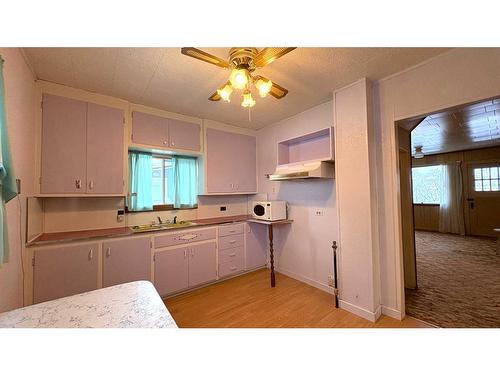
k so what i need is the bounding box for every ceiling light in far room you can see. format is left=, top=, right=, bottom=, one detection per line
left=229, top=66, right=250, bottom=89
left=414, top=145, right=424, bottom=159
left=241, top=90, right=256, bottom=108
left=217, top=83, right=233, bottom=102
left=255, top=77, right=272, bottom=98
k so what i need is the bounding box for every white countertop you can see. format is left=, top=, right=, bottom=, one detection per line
left=0, top=281, right=177, bottom=328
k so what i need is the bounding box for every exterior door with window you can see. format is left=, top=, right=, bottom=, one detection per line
left=467, top=163, right=500, bottom=237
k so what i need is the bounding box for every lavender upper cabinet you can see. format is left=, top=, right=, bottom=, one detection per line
left=154, top=247, right=189, bottom=296
left=206, top=128, right=256, bottom=194
left=86, top=103, right=124, bottom=194
left=168, top=119, right=201, bottom=151
left=188, top=242, right=216, bottom=287
left=33, top=243, right=98, bottom=304
left=41, top=94, right=87, bottom=193
left=102, top=237, right=152, bottom=288
left=245, top=222, right=267, bottom=270
left=131, top=111, right=169, bottom=148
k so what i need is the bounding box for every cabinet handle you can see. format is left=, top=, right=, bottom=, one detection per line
left=184, top=249, right=187, bottom=258
left=191, top=249, right=194, bottom=257
left=88, top=249, right=93, bottom=260
left=229, top=240, right=236, bottom=244
left=106, top=247, right=111, bottom=257
left=89, top=180, right=94, bottom=190
left=171, top=141, right=175, bottom=146
left=163, top=140, right=168, bottom=145
left=75, top=179, right=82, bottom=189
left=230, top=266, right=237, bottom=271
left=229, top=253, right=236, bottom=257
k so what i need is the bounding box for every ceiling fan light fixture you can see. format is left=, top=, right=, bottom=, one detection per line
left=255, top=77, right=272, bottom=98
left=241, top=90, right=256, bottom=108
left=217, top=83, right=233, bottom=102
left=229, top=66, right=250, bottom=89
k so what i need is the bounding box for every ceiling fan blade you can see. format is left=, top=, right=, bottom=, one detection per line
left=208, top=91, right=221, bottom=101
left=253, top=47, right=296, bottom=67
left=181, top=47, right=230, bottom=69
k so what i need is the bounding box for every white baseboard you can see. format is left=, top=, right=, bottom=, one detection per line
left=339, top=300, right=381, bottom=322
left=381, top=306, right=402, bottom=320
left=275, top=267, right=334, bottom=295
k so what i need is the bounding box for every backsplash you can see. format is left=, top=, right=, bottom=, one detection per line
left=32, top=195, right=252, bottom=233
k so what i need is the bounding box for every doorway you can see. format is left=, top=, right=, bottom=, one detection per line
left=397, top=97, right=500, bottom=327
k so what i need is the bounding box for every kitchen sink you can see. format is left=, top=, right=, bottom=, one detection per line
left=130, top=221, right=195, bottom=233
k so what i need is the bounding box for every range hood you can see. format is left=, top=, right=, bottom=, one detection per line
left=268, top=161, right=334, bottom=181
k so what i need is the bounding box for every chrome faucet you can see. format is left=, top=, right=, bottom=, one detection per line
left=173, top=216, right=177, bottom=224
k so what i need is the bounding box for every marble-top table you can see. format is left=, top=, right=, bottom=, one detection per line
left=0, top=281, right=177, bottom=328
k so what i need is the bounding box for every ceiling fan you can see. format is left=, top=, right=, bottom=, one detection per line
left=181, top=47, right=296, bottom=108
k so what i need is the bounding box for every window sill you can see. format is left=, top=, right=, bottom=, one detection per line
left=413, top=203, right=440, bottom=206
left=125, top=205, right=198, bottom=213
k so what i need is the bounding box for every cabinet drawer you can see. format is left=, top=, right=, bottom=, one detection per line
left=218, top=256, right=244, bottom=278
left=154, top=227, right=216, bottom=248
left=219, top=233, right=244, bottom=250
left=218, top=223, right=244, bottom=237
left=218, top=246, right=244, bottom=264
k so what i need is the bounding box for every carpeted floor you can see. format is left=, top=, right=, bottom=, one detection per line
left=405, top=231, right=500, bottom=328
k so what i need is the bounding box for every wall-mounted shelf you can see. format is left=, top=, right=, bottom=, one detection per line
left=277, top=127, right=334, bottom=167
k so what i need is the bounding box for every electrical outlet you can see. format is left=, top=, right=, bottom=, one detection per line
left=328, top=275, right=334, bottom=287
left=314, top=209, right=324, bottom=216
left=220, top=206, right=226, bottom=211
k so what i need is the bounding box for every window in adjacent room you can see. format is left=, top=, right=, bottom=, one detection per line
left=473, top=166, right=500, bottom=192
left=128, top=151, right=198, bottom=212
left=411, top=165, right=443, bottom=204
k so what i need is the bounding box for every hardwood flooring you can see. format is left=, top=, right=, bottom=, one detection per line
left=165, top=269, right=432, bottom=328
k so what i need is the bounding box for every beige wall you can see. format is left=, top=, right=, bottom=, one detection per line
left=0, top=48, right=36, bottom=313
left=374, top=48, right=500, bottom=318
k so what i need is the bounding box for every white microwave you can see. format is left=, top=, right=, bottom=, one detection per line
left=252, top=201, right=287, bottom=221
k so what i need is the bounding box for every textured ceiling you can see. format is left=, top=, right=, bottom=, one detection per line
left=411, top=98, right=500, bottom=155
left=23, top=47, right=450, bottom=129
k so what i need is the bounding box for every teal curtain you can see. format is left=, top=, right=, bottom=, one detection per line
left=128, top=152, right=153, bottom=211
left=0, top=57, right=18, bottom=265
left=172, top=156, right=197, bottom=209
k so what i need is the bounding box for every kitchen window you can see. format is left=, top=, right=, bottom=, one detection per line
left=473, top=166, right=500, bottom=192
left=128, top=151, right=198, bottom=212
left=412, top=165, right=443, bottom=204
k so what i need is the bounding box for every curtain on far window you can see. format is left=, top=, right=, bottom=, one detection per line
left=439, top=162, right=465, bottom=235
left=128, top=152, right=153, bottom=211
left=172, top=155, right=197, bottom=209
left=0, top=57, right=18, bottom=265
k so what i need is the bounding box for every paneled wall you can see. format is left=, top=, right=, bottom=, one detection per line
left=413, top=204, right=439, bottom=231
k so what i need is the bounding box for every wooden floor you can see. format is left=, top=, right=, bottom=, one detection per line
left=165, top=269, right=433, bottom=328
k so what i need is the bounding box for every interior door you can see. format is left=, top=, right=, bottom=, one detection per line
left=86, top=103, right=124, bottom=194
left=188, top=242, right=216, bottom=287
left=41, top=94, right=87, bottom=193
left=102, top=237, right=152, bottom=287
left=467, top=163, right=500, bottom=237
left=168, top=119, right=201, bottom=151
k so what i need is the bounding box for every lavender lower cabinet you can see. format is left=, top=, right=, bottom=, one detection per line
left=102, top=237, right=152, bottom=288
left=33, top=243, right=99, bottom=304
left=154, top=247, right=189, bottom=296
left=188, top=242, right=217, bottom=287
left=245, top=223, right=268, bottom=270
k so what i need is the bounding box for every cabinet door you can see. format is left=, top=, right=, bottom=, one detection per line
left=168, top=119, right=201, bottom=151
left=154, top=247, right=189, bottom=296
left=245, top=223, right=267, bottom=270
left=102, top=237, right=151, bottom=288
left=234, top=133, right=256, bottom=192
left=206, top=129, right=239, bottom=193
left=41, top=94, right=87, bottom=193
left=188, top=242, right=217, bottom=287
left=86, top=103, right=124, bottom=194
left=131, top=111, right=169, bottom=147
left=33, top=243, right=98, bottom=304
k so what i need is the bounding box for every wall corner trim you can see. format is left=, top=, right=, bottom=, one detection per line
left=339, top=300, right=381, bottom=322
